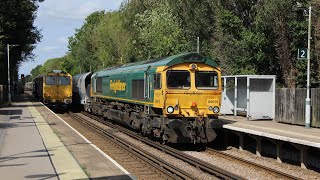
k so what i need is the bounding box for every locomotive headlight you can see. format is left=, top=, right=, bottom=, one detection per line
left=213, top=106, right=220, bottom=113
left=208, top=106, right=213, bottom=111
left=167, top=106, right=174, bottom=114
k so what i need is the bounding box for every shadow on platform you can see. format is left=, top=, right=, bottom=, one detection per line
left=25, top=173, right=62, bottom=180
left=0, top=109, right=22, bottom=115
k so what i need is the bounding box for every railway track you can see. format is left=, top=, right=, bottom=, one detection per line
left=79, top=111, right=300, bottom=179
left=206, top=148, right=300, bottom=180
left=69, top=112, right=195, bottom=180
left=77, top=112, right=245, bottom=179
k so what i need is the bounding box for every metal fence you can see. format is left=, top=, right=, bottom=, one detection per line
left=275, top=88, right=320, bottom=128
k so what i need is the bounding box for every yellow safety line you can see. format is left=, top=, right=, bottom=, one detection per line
left=28, top=102, right=88, bottom=180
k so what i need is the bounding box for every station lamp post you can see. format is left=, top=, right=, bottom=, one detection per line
left=296, top=4, right=312, bottom=128
left=7, top=44, right=19, bottom=105
left=305, top=6, right=311, bottom=128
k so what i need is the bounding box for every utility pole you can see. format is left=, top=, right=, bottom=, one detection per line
left=305, top=6, right=311, bottom=128
left=7, top=44, right=19, bottom=105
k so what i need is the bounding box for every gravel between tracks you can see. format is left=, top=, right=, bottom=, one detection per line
left=184, top=147, right=320, bottom=179
left=59, top=112, right=320, bottom=179
left=60, top=113, right=218, bottom=179
left=114, top=133, right=219, bottom=180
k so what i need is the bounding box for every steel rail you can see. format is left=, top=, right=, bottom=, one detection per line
left=70, top=112, right=196, bottom=180
left=206, top=148, right=300, bottom=180
left=82, top=112, right=243, bottom=180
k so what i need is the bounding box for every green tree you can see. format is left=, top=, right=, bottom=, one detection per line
left=61, top=54, right=79, bottom=75
left=210, top=2, right=254, bottom=75
left=67, top=11, right=105, bottom=73
left=37, top=0, right=318, bottom=89
left=254, top=0, right=308, bottom=88
left=0, top=0, right=43, bottom=85
left=168, top=0, right=216, bottom=54
left=93, top=11, right=133, bottom=67
left=30, top=65, right=43, bottom=80
left=40, top=57, right=65, bottom=74
left=134, top=3, right=189, bottom=59
left=311, top=0, right=320, bottom=87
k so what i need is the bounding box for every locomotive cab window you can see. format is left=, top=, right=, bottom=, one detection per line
left=45, top=76, right=57, bottom=85
left=58, top=76, right=70, bottom=85
left=166, top=70, right=190, bottom=89
left=153, top=73, right=161, bottom=89
left=196, top=71, right=219, bottom=89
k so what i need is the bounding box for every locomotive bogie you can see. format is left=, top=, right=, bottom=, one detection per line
left=163, top=117, right=217, bottom=143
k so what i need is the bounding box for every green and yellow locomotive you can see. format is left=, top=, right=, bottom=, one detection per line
left=86, top=52, right=221, bottom=143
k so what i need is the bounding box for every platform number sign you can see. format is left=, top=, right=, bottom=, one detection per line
left=298, top=48, right=308, bottom=59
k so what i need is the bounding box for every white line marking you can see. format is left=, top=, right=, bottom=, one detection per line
left=41, top=103, right=134, bottom=179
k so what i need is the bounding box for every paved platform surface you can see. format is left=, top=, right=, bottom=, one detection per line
left=0, top=95, right=61, bottom=179
left=0, top=93, right=132, bottom=179
left=33, top=101, right=133, bottom=179
left=218, top=115, right=320, bottom=148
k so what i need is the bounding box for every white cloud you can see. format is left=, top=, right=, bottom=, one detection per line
left=39, top=0, right=123, bottom=20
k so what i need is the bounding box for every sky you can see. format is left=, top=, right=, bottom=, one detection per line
left=19, top=0, right=123, bottom=76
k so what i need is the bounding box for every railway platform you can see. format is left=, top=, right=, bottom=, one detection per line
left=0, top=93, right=133, bottom=179
left=217, top=115, right=320, bottom=169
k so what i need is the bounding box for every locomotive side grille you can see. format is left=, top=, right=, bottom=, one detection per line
left=132, top=79, right=144, bottom=99
left=96, top=77, right=102, bottom=93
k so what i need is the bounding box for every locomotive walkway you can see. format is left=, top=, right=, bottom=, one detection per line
left=0, top=93, right=133, bottom=179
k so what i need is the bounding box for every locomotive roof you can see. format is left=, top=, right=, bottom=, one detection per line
left=94, top=52, right=218, bottom=76
left=73, top=72, right=92, bottom=80
left=33, top=71, right=71, bottom=81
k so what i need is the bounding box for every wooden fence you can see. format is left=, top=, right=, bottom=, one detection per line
left=275, top=88, right=320, bottom=128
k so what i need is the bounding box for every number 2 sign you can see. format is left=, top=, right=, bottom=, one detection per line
left=298, top=48, right=308, bottom=59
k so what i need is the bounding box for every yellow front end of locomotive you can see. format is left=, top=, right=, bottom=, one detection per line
left=42, top=72, right=73, bottom=105
left=164, top=91, right=221, bottom=118
left=43, top=85, right=72, bottom=104
left=153, top=63, right=222, bottom=118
